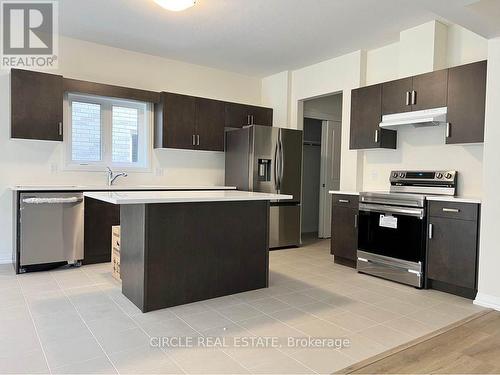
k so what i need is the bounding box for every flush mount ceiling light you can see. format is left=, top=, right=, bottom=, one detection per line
left=154, top=0, right=196, bottom=11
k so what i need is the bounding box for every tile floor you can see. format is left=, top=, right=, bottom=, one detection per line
left=0, top=239, right=486, bottom=374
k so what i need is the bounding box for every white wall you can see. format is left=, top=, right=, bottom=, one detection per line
left=0, top=36, right=262, bottom=262
left=362, top=22, right=487, bottom=197
left=261, top=71, right=291, bottom=126
left=290, top=51, right=366, bottom=191
left=475, top=37, right=500, bottom=310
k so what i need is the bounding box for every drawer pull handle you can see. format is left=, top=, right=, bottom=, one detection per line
left=442, top=208, right=460, bottom=213
left=338, top=199, right=350, bottom=203
left=428, top=223, right=433, bottom=239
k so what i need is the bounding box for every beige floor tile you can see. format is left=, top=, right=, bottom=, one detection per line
left=322, top=311, right=378, bottom=332
left=291, top=348, right=355, bottom=374
left=382, top=316, right=435, bottom=337
left=247, top=350, right=313, bottom=374
left=181, top=310, right=233, bottom=331
left=0, top=349, right=49, bottom=374
left=407, top=307, right=463, bottom=329
left=94, top=327, right=150, bottom=354
left=345, top=301, right=402, bottom=323
left=109, top=346, right=182, bottom=374
left=294, top=319, right=351, bottom=339
left=168, top=347, right=249, bottom=374
left=358, top=324, right=415, bottom=348
left=52, top=356, right=117, bottom=374
left=274, top=291, right=319, bottom=307
left=269, top=307, right=319, bottom=327
left=251, top=297, right=291, bottom=314
left=43, top=335, right=105, bottom=369
left=216, top=303, right=264, bottom=322
left=341, top=333, right=387, bottom=362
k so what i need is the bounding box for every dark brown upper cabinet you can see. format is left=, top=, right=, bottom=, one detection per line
left=225, top=102, right=273, bottom=128
left=382, top=77, right=413, bottom=115
left=382, top=70, right=447, bottom=115
left=350, top=84, right=397, bottom=150
left=196, top=97, right=225, bottom=151
left=411, top=69, right=448, bottom=111
left=154, top=92, right=228, bottom=151
left=154, top=92, right=197, bottom=150
left=446, top=60, right=487, bottom=144
left=11, top=69, right=64, bottom=141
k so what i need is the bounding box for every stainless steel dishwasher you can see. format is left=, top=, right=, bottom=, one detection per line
left=19, top=192, right=84, bottom=272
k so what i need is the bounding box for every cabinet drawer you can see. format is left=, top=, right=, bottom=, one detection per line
left=332, top=194, right=359, bottom=209
left=428, top=201, right=478, bottom=221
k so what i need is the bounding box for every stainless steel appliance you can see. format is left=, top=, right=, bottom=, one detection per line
left=357, top=170, right=457, bottom=287
left=19, top=192, right=84, bottom=272
left=225, top=125, right=302, bottom=248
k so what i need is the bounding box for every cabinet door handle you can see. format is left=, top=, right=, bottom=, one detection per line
left=250, top=115, right=255, bottom=125
left=196, top=134, right=200, bottom=146
left=428, top=223, right=433, bottom=239
left=354, top=214, right=358, bottom=228
left=411, top=90, right=417, bottom=105
left=338, top=199, right=350, bottom=203
left=58, top=122, right=63, bottom=136
left=442, top=208, right=460, bottom=213
left=192, top=134, right=196, bottom=146
left=374, top=129, right=379, bottom=143
left=446, top=123, right=451, bottom=138
left=406, top=91, right=410, bottom=106
left=247, top=115, right=251, bottom=125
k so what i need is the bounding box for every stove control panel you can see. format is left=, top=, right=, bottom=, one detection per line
left=390, top=170, right=457, bottom=183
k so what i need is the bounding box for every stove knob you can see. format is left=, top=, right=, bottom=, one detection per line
left=399, top=172, right=405, bottom=178
left=392, top=172, right=398, bottom=178
left=436, top=173, right=443, bottom=179
left=445, top=172, right=453, bottom=179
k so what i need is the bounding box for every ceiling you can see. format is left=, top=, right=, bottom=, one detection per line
left=58, top=0, right=500, bottom=77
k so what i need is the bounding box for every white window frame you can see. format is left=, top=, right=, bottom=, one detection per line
left=64, top=93, right=152, bottom=172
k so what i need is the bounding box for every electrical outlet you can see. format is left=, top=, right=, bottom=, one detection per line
left=155, top=167, right=164, bottom=177
left=50, top=163, right=58, bottom=173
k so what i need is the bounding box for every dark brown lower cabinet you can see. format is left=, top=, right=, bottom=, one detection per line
left=426, top=201, right=480, bottom=299
left=83, top=198, right=120, bottom=265
left=331, top=194, right=359, bottom=268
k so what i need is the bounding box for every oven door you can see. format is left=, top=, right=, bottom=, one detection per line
left=358, top=203, right=426, bottom=263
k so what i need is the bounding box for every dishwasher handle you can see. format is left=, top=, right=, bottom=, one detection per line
left=22, top=197, right=83, bottom=204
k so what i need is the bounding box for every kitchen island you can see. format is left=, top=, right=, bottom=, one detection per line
left=84, top=190, right=291, bottom=312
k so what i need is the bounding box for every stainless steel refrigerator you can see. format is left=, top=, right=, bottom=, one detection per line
left=225, top=125, right=303, bottom=248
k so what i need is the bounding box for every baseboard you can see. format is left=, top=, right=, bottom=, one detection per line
left=474, top=292, right=500, bottom=311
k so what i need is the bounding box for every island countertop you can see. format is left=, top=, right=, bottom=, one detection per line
left=84, top=190, right=292, bottom=204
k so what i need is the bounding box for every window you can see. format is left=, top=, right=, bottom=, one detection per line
left=66, top=94, right=151, bottom=170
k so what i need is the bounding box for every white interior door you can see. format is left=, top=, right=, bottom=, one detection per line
left=318, top=120, right=341, bottom=238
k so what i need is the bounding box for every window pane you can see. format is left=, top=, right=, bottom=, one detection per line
left=112, top=106, right=139, bottom=163
left=71, top=101, right=101, bottom=162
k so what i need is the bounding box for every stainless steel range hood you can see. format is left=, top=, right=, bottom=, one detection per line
left=379, top=107, right=447, bottom=129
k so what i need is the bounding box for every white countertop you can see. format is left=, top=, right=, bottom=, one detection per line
left=84, top=190, right=293, bottom=205
left=328, top=190, right=360, bottom=196
left=426, top=195, right=482, bottom=204
left=12, top=185, right=236, bottom=192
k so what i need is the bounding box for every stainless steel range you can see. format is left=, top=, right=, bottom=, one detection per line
left=357, top=170, right=457, bottom=288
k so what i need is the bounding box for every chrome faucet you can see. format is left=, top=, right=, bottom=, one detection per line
left=106, top=167, right=128, bottom=186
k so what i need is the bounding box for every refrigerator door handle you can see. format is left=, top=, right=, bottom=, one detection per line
left=274, top=141, right=280, bottom=191
left=279, top=132, right=284, bottom=188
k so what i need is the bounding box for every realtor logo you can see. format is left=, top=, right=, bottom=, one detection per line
left=1, top=0, right=58, bottom=69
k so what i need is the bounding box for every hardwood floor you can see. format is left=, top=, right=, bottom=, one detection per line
left=342, top=310, right=500, bottom=374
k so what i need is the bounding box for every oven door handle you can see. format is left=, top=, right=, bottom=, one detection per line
left=359, top=203, right=424, bottom=219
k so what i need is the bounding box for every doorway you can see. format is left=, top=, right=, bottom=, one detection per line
left=301, top=93, right=342, bottom=240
